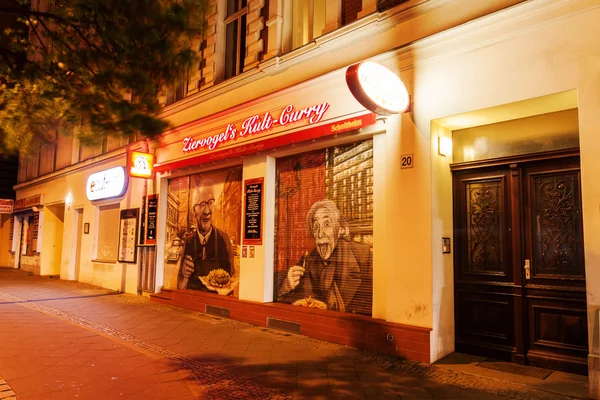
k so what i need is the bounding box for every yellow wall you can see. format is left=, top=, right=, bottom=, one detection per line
left=408, top=0, right=600, bottom=391
left=453, top=108, right=579, bottom=162
left=430, top=123, right=454, bottom=362
left=0, top=214, right=14, bottom=267
left=238, top=155, right=276, bottom=302
left=40, top=204, right=64, bottom=276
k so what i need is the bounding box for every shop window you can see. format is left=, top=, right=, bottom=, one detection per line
left=224, top=0, right=248, bottom=80
left=96, top=204, right=120, bottom=262
left=290, top=0, right=326, bottom=50
left=274, top=140, right=374, bottom=315
left=163, top=166, right=242, bottom=295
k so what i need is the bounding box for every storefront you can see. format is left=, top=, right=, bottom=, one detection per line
left=11, top=146, right=149, bottom=292
left=151, top=62, right=433, bottom=363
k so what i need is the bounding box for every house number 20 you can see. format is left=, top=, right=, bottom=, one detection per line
left=401, top=153, right=414, bottom=169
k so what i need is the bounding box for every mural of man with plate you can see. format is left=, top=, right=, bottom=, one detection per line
left=277, top=200, right=372, bottom=314
left=175, top=170, right=241, bottom=295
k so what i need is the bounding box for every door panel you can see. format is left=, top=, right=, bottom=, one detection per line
left=522, top=162, right=587, bottom=374
left=526, top=169, right=585, bottom=280
left=453, top=169, right=519, bottom=360
left=454, top=171, right=513, bottom=283
left=453, top=154, right=588, bottom=374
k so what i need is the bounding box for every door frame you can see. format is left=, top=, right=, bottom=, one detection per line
left=68, top=208, right=84, bottom=281
left=451, top=148, right=587, bottom=373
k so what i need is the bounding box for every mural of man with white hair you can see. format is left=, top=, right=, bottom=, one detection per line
left=177, top=182, right=233, bottom=291
left=277, top=199, right=373, bottom=314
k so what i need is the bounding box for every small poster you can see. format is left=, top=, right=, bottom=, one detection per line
left=243, top=178, right=263, bottom=245
left=146, top=195, right=158, bottom=245
left=118, top=208, right=139, bottom=263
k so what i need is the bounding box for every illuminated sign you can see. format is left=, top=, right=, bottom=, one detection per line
left=86, top=166, right=128, bottom=201
left=0, top=199, right=14, bottom=214
left=346, top=61, right=410, bottom=115
left=182, top=102, right=330, bottom=153
left=128, top=151, right=154, bottom=178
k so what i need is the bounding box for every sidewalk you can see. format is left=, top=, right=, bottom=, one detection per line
left=0, top=268, right=590, bottom=400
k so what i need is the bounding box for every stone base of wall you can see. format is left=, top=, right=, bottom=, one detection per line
left=18, top=254, right=40, bottom=275
left=151, top=289, right=431, bottom=364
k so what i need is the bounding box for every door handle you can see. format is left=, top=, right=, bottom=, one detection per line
left=524, top=259, right=531, bottom=280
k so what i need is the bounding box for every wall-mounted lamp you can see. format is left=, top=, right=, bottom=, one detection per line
left=438, top=136, right=452, bottom=157
left=65, top=194, right=73, bottom=210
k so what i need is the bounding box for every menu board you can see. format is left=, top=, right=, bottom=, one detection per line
left=146, top=195, right=158, bottom=245
left=243, top=178, right=263, bottom=245
left=118, top=208, right=139, bottom=263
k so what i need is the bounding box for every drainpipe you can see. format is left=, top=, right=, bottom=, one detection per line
left=136, top=139, right=150, bottom=294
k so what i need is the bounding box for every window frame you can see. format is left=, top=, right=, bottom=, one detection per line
left=284, top=0, right=340, bottom=53
left=223, top=0, right=248, bottom=80
left=94, top=204, right=121, bottom=263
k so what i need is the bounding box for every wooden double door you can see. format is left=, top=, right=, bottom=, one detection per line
left=452, top=152, right=588, bottom=374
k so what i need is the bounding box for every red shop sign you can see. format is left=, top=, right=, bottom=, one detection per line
left=181, top=102, right=331, bottom=154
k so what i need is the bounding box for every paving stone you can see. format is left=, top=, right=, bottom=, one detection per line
left=0, top=269, right=586, bottom=400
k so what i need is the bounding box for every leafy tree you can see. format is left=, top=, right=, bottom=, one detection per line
left=0, top=0, right=208, bottom=155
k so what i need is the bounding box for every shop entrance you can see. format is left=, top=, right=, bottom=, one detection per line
left=452, top=151, right=588, bottom=375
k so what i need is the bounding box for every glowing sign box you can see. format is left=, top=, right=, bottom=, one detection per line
left=129, top=151, right=154, bottom=178
left=86, top=166, right=128, bottom=201
left=346, top=61, right=410, bottom=115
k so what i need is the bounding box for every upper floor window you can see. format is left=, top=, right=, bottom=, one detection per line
left=165, top=78, right=188, bottom=106
left=291, top=0, right=326, bottom=50
left=224, top=0, right=248, bottom=80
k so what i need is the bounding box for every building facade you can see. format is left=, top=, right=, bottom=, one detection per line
left=0, top=155, right=18, bottom=267
left=10, top=0, right=600, bottom=397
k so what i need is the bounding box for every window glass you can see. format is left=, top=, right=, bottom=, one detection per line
left=165, top=79, right=188, bottom=106
left=79, top=141, right=103, bottom=162
left=292, top=0, right=309, bottom=49
left=291, top=0, right=327, bottom=50
left=223, top=1, right=247, bottom=80
left=225, top=20, right=239, bottom=80
left=38, top=142, right=56, bottom=176
left=96, top=204, right=120, bottom=262
left=313, top=0, right=326, bottom=40
left=55, top=131, right=74, bottom=170
left=25, top=151, right=39, bottom=181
